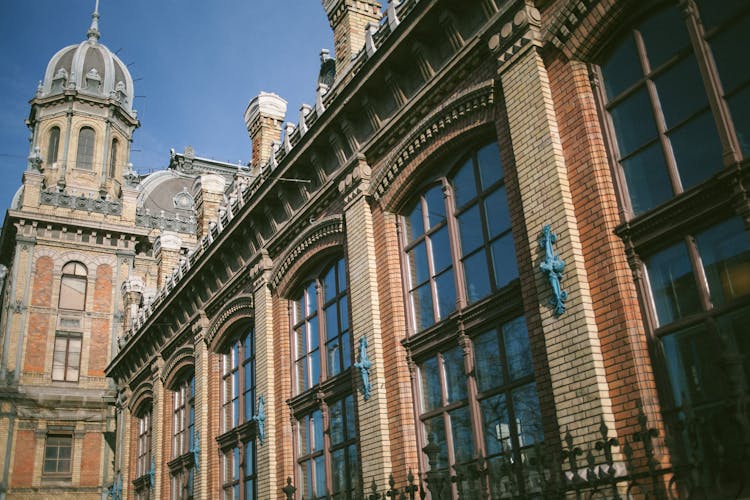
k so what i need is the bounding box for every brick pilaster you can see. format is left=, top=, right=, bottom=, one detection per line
left=151, top=358, right=165, bottom=500
left=193, top=316, right=210, bottom=499
left=340, top=157, right=392, bottom=491
left=490, top=3, right=616, bottom=445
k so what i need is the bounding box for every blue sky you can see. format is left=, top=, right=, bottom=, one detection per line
left=0, top=1, right=382, bottom=213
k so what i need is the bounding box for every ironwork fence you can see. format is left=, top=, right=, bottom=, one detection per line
left=282, top=401, right=750, bottom=499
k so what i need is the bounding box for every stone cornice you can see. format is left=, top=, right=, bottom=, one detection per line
left=487, top=1, right=543, bottom=73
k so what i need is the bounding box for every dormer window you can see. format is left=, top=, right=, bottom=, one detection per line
left=84, top=68, right=101, bottom=92
left=51, top=67, right=68, bottom=92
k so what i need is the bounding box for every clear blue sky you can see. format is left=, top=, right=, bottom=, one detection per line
left=0, top=1, right=383, bottom=214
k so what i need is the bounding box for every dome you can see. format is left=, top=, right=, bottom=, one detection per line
left=38, top=6, right=135, bottom=115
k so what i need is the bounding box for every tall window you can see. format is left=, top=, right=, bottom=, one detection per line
left=600, top=2, right=749, bottom=216
left=59, top=262, right=87, bottom=311
left=402, top=142, right=517, bottom=332
left=170, top=375, right=195, bottom=500
left=109, top=138, right=119, bottom=177
left=219, top=327, right=256, bottom=500
left=43, top=434, right=72, bottom=478
left=76, top=127, right=95, bottom=170
left=51, top=333, right=81, bottom=382
left=134, top=407, right=153, bottom=500
left=47, top=126, right=60, bottom=166
left=292, top=258, right=350, bottom=394
left=290, top=258, right=359, bottom=498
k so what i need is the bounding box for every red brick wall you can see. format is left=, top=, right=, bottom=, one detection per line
left=24, top=256, right=53, bottom=373
left=11, top=429, right=36, bottom=487
left=80, top=432, right=101, bottom=486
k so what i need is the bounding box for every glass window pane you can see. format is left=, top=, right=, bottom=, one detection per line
left=423, top=416, right=448, bottom=470
left=457, top=204, right=484, bottom=255
left=709, top=18, right=750, bottom=93
left=610, top=87, right=658, bottom=155
left=408, top=242, right=429, bottom=285
left=411, top=283, right=434, bottom=331
left=503, top=317, right=534, bottom=380
left=299, top=416, right=310, bottom=455
left=695, top=217, right=750, bottom=305
left=327, top=337, right=341, bottom=376
left=512, top=383, right=543, bottom=447
left=463, top=251, right=491, bottom=303
left=474, top=330, right=503, bottom=392
left=442, top=346, right=467, bottom=403
left=348, top=444, right=359, bottom=492
left=406, top=199, right=425, bottom=242
left=435, top=269, right=456, bottom=320
left=717, top=306, right=750, bottom=385
left=331, top=449, right=346, bottom=493
left=476, top=142, right=503, bottom=189
left=654, top=55, right=708, bottom=129
left=339, top=298, right=349, bottom=332
left=670, top=111, right=722, bottom=190
left=296, top=358, right=308, bottom=393
left=621, top=141, right=673, bottom=215
left=345, top=395, right=356, bottom=439
left=601, top=33, right=642, bottom=100
left=306, top=283, right=317, bottom=315
left=310, top=349, right=320, bottom=386
left=313, top=411, right=324, bottom=452
left=314, top=456, right=326, bottom=497
left=696, top=0, right=748, bottom=30
left=330, top=400, right=344, bottom=445
left=491, top=235, right=519, bottom=289
left=430, top=226, right=452, bottom=274
left=325, top=304, right=338, bottom=340
left=728, top=86, right=750, bottom=156
left=309, top=316, right=319, bottom=351
left=337, top=259, right=347, bottom=292
left=60, top=276, right=86, bottom=310
left=662, top=325, right=726, bottom=408
left=448, top=406, right=474, bottom=463
left=480, top=393, right=510, bottom=456
left=341, top=331, right=351, bottom=370
left=323, top=265, right=336, bottom=302
left=645, top=241, right=702, bottom=326
left=420, top=356, right=442, bottom=412
left=639, top=7, right=691, bottom=69
left=424, top=185, right=446, bottom=229
left=485, top=186, right=510, bottom=239
left=451, top=158, right=477, bottom=208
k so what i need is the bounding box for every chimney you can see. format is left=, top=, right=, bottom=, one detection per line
left=154, top=232, right=183, bottom=289
left=322, top=0, right=382, bottom=70
left=193, top=174, right=226, bottom=239
left=244, top=92, right=287, bottom=169
left=121, top=277, right=145, bottom=332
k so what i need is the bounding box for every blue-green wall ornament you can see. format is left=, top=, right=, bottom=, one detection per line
left=354, top=336, right=372, bottom=400
left=253, top=395, right=266, bottom=444
left=539, top=225, right=567, bottom=316
left=190, top=431, right=200, bottom=471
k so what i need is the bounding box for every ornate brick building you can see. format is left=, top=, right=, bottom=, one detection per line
left=1, top=0, right=749, bottom=499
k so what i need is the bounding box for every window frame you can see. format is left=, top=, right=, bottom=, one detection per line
left=109, top=138, right=119, bottom=177
left=42, top=433, right=73, bottom=479
left=75, top=126, right=96, bottom=171
left=51, top=332, right=82, bottom=382
left=133, top=405, right=153, bottom=499
left=47, top=126, right=60, bottom=166
left=59, top=261, right=87, bottom=311
left=168, top=373, right=196, bottom=500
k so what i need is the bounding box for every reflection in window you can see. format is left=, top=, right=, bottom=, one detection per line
left=43, top=434, right=72, bottom=477
left=402, top=142, right=517, bottom=332
left=76, top=127, right=95, bottom=170
left=59, top=262, right=87, bottom=310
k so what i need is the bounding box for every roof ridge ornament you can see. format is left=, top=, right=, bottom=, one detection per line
left=87, top=0, right=100, bottom=41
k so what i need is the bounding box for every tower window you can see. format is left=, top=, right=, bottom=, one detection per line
left=109, top=139, right=118, bottom=177
left=76, top=127, right=95, bottom=170
left=47, top=127, right=60, bottom=166
left=59, top=262, right=87, bottom=311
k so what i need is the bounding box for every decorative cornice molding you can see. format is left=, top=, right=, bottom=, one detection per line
left=370, top=80, right=495, bottom=202
left=40, top=188, right=122, bottom=215
left=205, top=295, right=254, bottom=350
left=487, top=2, right=542, bottom=72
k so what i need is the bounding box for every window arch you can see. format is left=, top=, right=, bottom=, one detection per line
left=109, top=138, right=119, bottom=177
left=47, top=126, right=60, bottom=166
left=59, top=261, right=87, bottom=311
left=76, top=126, right=95, bottom=170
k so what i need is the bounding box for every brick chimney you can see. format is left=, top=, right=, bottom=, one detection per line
left=154, top=232, right=182, bottom=289
left=322, top=0, right=382, bottom=70
left=244, top=92, right=287, bottom=169
left=193, top=174, right=226, bottom=239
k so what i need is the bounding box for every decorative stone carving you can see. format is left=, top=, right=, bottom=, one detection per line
left=354, top=336, right=372, bottom=400
left=539, top=225, right=567, bottom=316
left=40, top=188, right=122, bottom=214
left=253, top=395, right=266, bottom=444
left=487, top=3, right=542, bottom=71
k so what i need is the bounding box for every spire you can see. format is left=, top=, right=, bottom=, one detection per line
left=87, top=0, right=100, bottom=41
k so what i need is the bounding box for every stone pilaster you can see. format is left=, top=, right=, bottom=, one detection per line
left=252, top=254, right=277, bottom=498
left=244, top=92, right=287, bottom=169
left=154, top=232, right=182, bottom=289
left=20, top=170, right=43, bottom=209
left=489, top=2, right=616, bottom=444
left=339, top=156, right=392, bottom=491
left=192, top=315, right=210, bottom=500
left=193, top=174, right=226, bottom=239
left=121, top=277, right=144, bottom=332
left=150, top=357, right=165, bottom=500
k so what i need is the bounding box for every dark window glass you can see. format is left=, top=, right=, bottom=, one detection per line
left=601, top=34, right=641, bottom=100
left=621, top=142, right=672, bottom=215
left=638, top=7, right=690, bottom=69
left=695, top=217, right=750, bottom=306
left=76, top=127, right=95, bottom=170
left=43, top=435, right=72, bottom=476
left=47, top=127, right=60, bottom=165
left=109, top=139, right=118, bottom=177
left=222, top=328, right=255, bottom=433
left=646, top=241, right=702, bottom=326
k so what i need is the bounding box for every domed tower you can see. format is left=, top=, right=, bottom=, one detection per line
left=27, top=0, right=139, bottom=200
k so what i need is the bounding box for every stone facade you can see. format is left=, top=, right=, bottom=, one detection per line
left=2, top=0, right=749, bottom=499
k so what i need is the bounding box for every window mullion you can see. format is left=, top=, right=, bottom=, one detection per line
left=685, top=234, right=713, bottom=312
left=444, top=181, right=465, bottom=311
left=317, top=281, right=328, bottom=381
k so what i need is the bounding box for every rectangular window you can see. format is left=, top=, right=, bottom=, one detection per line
left=52, top=333, right=81, bottom=382
left=43, top=434, right=72, bottom=477
left=136, top=411, right=152, bottom=479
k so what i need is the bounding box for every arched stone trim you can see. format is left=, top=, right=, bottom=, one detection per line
left=271, top=215, right=345, bottom=294
left=162, top=346, right=195, bottom=390
left=370, top=80, right=495, bottom=209
left=33, top=247, right=116, bottom=274
left=129, top=381, right=154, bottom=415
left=206, top=294, right=254, bottom=352
left=544, top=0, right=639, bottom=61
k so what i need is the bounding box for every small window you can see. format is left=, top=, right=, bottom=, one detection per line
left=76, top=127, right=95, bottom=170
left=52, top=333, right=81, bottom=382
left=59, top=262, right=87, bottom=311
left=136, top=409, right=152, bottom=479
left=47, top=127, right=60, bottom=166
left=109, top=138, right=118, bottom=177
left=43, top=434, right=73, bottom=477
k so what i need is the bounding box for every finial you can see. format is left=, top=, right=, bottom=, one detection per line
left=87, top=0, right=100, bottom=41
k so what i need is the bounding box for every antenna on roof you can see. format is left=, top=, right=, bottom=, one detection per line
left=87, top=0, right=101, bottom=41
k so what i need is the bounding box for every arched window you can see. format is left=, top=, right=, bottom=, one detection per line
left=109, top=138, right=118, bottom=177
left=291, top=258, right=358, bottom=499
left=170, top=374, right=195, bottom=500
left=47, top=126, right=60, bottom=166
left=218, top=326, right=256, bottom=500
left=76, top=127, right=95, bottom=170
left=59, top=262, right=87, bottom=310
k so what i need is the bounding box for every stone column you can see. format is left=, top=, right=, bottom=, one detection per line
left=193, top=174, right=226, bottom=239
left=192, top=315, right=210, bottom=500
left=339, top=156, right=392, bottom=490
left=244, top=92, right=286, bottom=169
left=488, top=2, right=616, bottom=444
left=154, top=232, right=182, bottom=289
left=120, top=277, right=144, bottom=333
left=252, top=254, right=278, bottom=498
left=150, top=357, right=165, bottom=500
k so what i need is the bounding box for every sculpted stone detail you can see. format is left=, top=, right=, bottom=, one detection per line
left=40, top=188, right=123, bottom=215
left=205, top=295, right=254, bottom=348
left=487, top=3, right=542, bottom=70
